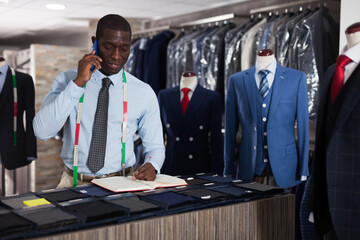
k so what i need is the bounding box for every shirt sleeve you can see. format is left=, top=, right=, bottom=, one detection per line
left=33, top=71, right=85, bottom=141
left=137, top=86, right=165, bottom=173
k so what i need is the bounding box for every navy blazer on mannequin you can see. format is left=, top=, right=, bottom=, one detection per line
left=312, top=64, right=360, bottom=239
left=158, top=84, right=223, bottom=175
left=224, top=64, right=309, bottom=188
left=0, top=67, right=37, bottom=169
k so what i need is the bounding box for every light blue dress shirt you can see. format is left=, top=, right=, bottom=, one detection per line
left=33, top=69, right=165, bottom=176
left=254, top=59, right=276, bottom=92
left=0, top=63, right=8, bottom=94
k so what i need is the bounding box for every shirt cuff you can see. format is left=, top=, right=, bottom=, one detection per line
left=67, top=79, right=86, bottom=99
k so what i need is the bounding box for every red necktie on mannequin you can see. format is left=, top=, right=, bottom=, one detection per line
left=331, top=55, right=352, bottom=104
left=181, top=88, right=191, bottom=114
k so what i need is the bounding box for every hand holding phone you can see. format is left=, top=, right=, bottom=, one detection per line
left=73, top=40, right=102, bottom=87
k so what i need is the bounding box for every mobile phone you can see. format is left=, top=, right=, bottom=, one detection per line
left=90, top=40, right=98, bottom=71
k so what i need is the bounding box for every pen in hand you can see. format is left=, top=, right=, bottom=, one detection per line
left=132, top=158, right=156, bottom=181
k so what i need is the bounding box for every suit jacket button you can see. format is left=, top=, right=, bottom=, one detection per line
left=199, top=125, right=204, bottom=130
left=176, top=137, right=180, bottom=141
left=254, top=127, right=256, bottom=131
left=166, top=123, right=170, bottom=128
left=188, top=155, right=193, bottom=159
left=189, top=137, right=193, bottom=141
left=264, top=158, right=268, bottom=163
left=253, top=146, right=256, bottom=150
left=264, top=145, right=268, bottom=149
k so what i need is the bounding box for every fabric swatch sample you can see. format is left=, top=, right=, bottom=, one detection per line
left=17, top=207, right=79, bottom=229
left=1, top=193, right=42, bottom=209
left=63, top=200, right=128, bottom=222
left=38, top=189, right=88, bottom=203
left=107, top=196, right=160, bottom=214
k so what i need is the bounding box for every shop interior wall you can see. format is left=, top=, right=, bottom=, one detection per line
left=339, top=0, right=360, bottom=50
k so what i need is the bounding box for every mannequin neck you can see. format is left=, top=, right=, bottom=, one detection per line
left=346, top=31, right=360, bottom=49
left=256, top=54, right=275, bottom=69
left=180, top=75, right=197, bottom=87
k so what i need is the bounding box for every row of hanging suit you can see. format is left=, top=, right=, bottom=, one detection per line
left=124, top=6, right=339, bottom=177
left=126, top=6, right=338, bottom=120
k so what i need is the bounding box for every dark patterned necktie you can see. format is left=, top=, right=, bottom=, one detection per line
left=259, top=69, right=270, bottom=98
left=87, top=77, right=112, bottom=173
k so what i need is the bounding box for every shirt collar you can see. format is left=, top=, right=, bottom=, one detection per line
left=92, top=68, right=124, bottom=86
left=255, top=59, right=277, bottom=75
left=342, top=42, right=360, bottom=64
left=180, top=77, right=198, bottom=92
left=0, top=62, right=8, bottom=75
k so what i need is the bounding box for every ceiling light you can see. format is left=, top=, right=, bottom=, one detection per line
left=46, top=3, right=66, bottom=10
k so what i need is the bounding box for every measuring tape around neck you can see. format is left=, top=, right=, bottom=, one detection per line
left=72, top=69, right=128, bottom=187
left=10, top=67, right=17, bottom=146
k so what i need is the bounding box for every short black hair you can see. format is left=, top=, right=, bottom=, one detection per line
left=96, top=14, right=132, bottom=40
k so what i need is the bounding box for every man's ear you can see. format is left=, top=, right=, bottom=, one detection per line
left=91, top=36, right=96, bottom=45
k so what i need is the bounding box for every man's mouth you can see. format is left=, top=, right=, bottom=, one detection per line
left=108, top=63, right=120, bottom=68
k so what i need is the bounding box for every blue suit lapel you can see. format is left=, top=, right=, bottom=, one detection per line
left=268, top=64, right=287, bottom=124
left=243, top=67, right=257, bottom=123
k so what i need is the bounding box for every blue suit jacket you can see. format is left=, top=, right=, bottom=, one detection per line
left=158, top=84, right=223, bottom=175
left=224, top=64, right=309, bottom=188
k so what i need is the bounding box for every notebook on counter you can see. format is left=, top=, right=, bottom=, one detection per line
left=91, top=174, right=188, bottom=193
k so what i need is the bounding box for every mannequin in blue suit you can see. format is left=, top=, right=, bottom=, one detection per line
left=224, top=49, right=309, bottom=188
left=158, top=72, right=223, bottom=175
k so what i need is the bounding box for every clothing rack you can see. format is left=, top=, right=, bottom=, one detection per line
left=133, top=25, right=180, bottom=37
left=132, top=12, right=245, bottom=37
left=179, top=13, right=245, bottom=27
left=250, top=0, right=325, bottom=15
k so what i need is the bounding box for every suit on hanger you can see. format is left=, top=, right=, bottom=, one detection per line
left=224, top=64, right=309, bottom=188
left=158, top=84, right=223, bottom=175
left=143, top=30, right=175, bottom=95
left=312, top=64, right=360, bottom=240
left=0, top=67, right=37, bottom=169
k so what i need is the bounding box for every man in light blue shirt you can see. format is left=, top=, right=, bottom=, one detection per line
left=33, top=14, right=165, bottom=188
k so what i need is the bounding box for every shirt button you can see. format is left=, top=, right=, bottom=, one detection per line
left=189, top=137, right=193, bottom=141
left=166, top=123, right=170, bottom=128
left=253, top=146, right=256, bottom=150
left=262, top=103, right=266, bottom=108
left=188, top=155, right=193, bottom=159
left=262, top=117, right=267, bottom=122
left=264, top=145, right=268, bottom=149
left=264, top=132, right=267, bottom=136
left=199, top=125, right=204, bottom=130
left=264, top=158, right=268, bottom=163
left=176, top=137, right=180, bottom=141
